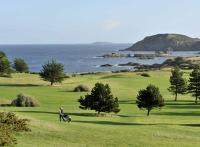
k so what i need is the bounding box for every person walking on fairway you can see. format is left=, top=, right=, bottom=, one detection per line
left=59, top=107, right=65, bottom=122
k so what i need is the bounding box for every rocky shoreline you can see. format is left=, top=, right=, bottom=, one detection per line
left=99, top=56, right=200, bottom=70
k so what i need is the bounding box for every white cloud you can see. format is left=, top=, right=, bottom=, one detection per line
left=102, top=20, right=121, bottom=31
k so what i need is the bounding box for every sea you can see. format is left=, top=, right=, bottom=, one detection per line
left=0, top=44, right=199, bottom=73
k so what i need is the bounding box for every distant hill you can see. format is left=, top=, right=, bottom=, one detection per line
left=92, top=42, right=114, bottom=45
left=124, top=34, right=200, bottom=51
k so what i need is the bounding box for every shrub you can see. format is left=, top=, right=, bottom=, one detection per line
left=0, top=124, right=15, bottom=146
left=0, top=112, right=30, bottom=146
left=11, top=93, right=40, bottom=107
left=140, top=73, right=150, bottom=77
left=74, top=85, right=90, bottom=92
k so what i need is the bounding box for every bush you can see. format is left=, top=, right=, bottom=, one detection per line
left=74, top=85, right=90, bottom=92
left=0, top=112, right=30, bottom=146
left=0, top=124, right=15, bottom=146
left=140, top=73, right=150, bottom=77
left=11, top=93, right=40, bottom=107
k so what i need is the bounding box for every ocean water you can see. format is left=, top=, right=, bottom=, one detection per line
left=0, top=44, right=199, bottom=73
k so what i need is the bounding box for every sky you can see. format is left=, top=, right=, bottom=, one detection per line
left=0, top=0, right=200, bottom=44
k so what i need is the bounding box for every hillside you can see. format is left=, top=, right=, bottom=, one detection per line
left=125, top=34, right=200, bottom=51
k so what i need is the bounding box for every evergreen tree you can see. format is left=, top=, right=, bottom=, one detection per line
left=78, top=83, right=120, bottom=114
left=188, top=65, right=200, bottom=103
left=0, top=51, right=11, bottom=77
left=40, top=60, right=65, bottom=85
left=13, top=58, right=29, bottom=73
left=168, top=66, right=187, bottom=101
left=136, top=84, right=164, bottom=116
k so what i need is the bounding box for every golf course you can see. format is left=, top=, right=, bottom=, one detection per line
left=1, top=69, right=200, bottom=147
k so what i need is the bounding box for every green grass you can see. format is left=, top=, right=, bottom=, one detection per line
left=1, top=70, right=200, bottom=147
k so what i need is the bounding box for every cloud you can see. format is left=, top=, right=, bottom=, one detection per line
left=102, top=20, right=121, bottom=31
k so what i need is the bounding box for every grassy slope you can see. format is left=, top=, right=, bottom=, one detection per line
left=1, top=70, right=200, bottom=147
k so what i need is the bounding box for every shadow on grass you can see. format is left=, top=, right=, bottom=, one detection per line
left=168, top=105, right=200, bottom=109
left=180, top=124, right=200, bottom=127
left=119, top=100, right=136, bottom=104
left=165, top=100, right=196, bottom=105
left=0, top=104, right=12, bottom=107
left=0, top=84, right=41, bottom=87
left=14, top=110, right=99, bottom=117
left=100, top=74, right=124, bottom=79
left=155, top=111, right=200, bottom=116
left=13, top=111, right=200, bottom=127
left=73, top=120, right=200, bottom=127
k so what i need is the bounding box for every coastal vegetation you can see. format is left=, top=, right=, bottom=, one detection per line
left=39, top=60, right=65, bottom=85
left=136, top=84, right=164, bottom=116
left=1, top=70, right=200, bottom=146
left=13, top=58, right=29, bottom=73
left=188, top=65, right=200, bottom=103
left=0, top=112, right=30, bottom=146
left=74, top=84, right=90, bottom=92
left=11, top=93, right=40, bottom=107
left=78, top=83, right=120, bottom=114
left=168, top=66, right=187, bottom=101
left=0, top=51, right=11, bottom=77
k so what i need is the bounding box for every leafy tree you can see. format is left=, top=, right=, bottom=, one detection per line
left=40, top=60, right=65, bottom=85
left=168, top=66, right=187, bottom=101
left=188, top=65, right=200, bottom=103
left=78, top=83, right=120, bottom=114
left=0, top=51, right=11, bottom=77
left=136, top=84, right=164, bottom=116
left=13, top=58, right=29, bottom=73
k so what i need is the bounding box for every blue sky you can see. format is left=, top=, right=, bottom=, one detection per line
left=0, top=0, right=200, bottom=44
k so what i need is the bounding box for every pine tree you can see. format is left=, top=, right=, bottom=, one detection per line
left=78, top=83, right=120, bottom=114
left=188, top=65, right=200, bottom=103
left=136, top=84, right=164, bottom=116
left=0, top=51, right=11, bottom=77
left=168, top=66, right=187, bottom=101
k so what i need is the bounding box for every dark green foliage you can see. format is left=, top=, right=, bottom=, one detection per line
left=140, top=73, right=150, bottom=77
left=40, top=60, right=65, bottom=85
left=168, top=67, right=187, bottom=101
left=74, top=85, right=90, bottom=92
left=0, top=51, right=11, bottom=77
left=11, top=93, right=40, bottom=107
left=0, top=112, right=30, bottom=146
left=78, top=83, right=120, bottom=114
left=188, top=65, right=200, bottom=103
left=136, top=84, right=164, bottom=116
left=13, top=58, right=29, bottom=73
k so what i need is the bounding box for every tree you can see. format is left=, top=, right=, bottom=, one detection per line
left=78, top=83, right=120, bottom=114
left=168, top=66, right=187, bottom=101
left=0, top=51, right=11, bottom=77
left=40, top=60, right=65, bottom=85
left=136, top=84, right=164, bottom=116
left=188, top=65, right=200, bottom=103
left=13, top=58, right=29, bottom=73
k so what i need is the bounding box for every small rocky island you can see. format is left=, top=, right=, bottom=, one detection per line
left=98, top=53, right=133, bottom=58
